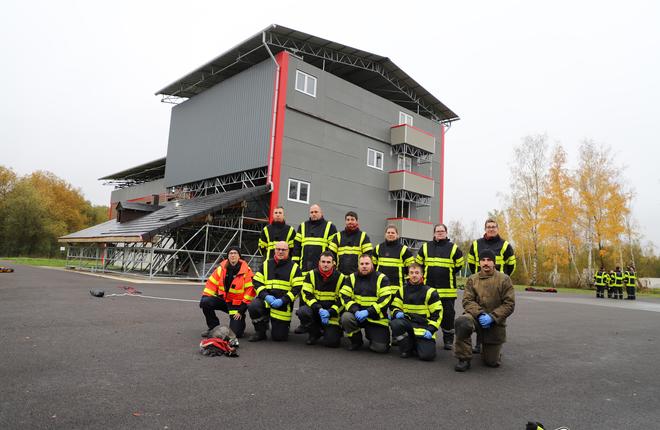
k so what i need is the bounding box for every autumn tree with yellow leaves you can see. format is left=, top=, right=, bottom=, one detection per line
left=0, top=166, right=108, bottom=256
left=497, top=137, right=642, bottom=287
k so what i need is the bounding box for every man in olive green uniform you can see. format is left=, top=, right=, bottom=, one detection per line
left=454, top=249, right=515, bottom=372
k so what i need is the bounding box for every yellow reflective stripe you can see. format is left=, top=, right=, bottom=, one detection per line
left=270, top=308, right=292, bottom=321
left=413, top=327, right=433, bottom=338
left=302, top=238, right=329, bottom=245
left=314, top=291, right=338, bottom=300
left=255, top=285, right=268, bottom=295
left=403, top=304, right=429, bottom=313
left=228, top=288, right=243, bottom=294
left=436, top=288, right=458, bottom=298
left=354, top=295, right=378, bottom=305
left=244, top=293, right=255, bottom=301
left=337, top=246, right=363, bottom=255
left=377, top=257, right=404, bottom=266
left=208, top=276, right=220, bottom=286
left=203, top=288, right=217, bottom=296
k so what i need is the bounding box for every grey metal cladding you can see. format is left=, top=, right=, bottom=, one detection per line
left=110, top=179, right=168, bottom=204
left=164, top=59, right=275, bottom=188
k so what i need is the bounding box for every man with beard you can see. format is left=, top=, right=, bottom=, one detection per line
left=329, top=211, right=373, bottom=275
left=258, top=206, right=295, bottom=261
left=296, top=251, right=345, bottom=347
left=292, top=204, right=337, bottom=334
left=454, top=249, right=515, bottom=372
left=200, top=246, right=255, bottom=338
left=466, top=218, right=515, bottom=353
left=340, top=254, right=395, bottom=353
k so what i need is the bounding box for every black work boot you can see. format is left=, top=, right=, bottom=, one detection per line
left=305, top=334, right=320, bottom=345
left=454, top=359, right=471, bottom=372
left=201, top=329, right=211, bottom=338
left=248, top=331, right=267, bottom=342
left=443, top=330, right=454, bottom=351
left=347, top=333, right=364, bottom=351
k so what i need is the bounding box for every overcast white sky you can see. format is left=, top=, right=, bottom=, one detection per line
left=2, top=1, right=659, bottom=248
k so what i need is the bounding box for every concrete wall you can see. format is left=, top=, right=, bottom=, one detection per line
left=277, top=56, right=443, bottom=243
left=164, top=59, right=275, bottom=188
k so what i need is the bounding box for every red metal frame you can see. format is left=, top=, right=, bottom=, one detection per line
left=390, top=123, right=435, bottom=138
left=268, top=51, right=289, bottom=222
left=439, top=125, right=445, bottom=223
left=388, top=169, right=434, bottom=181
left=386, top=217, right=433, bottom=225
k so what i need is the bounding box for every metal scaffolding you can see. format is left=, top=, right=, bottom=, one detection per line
left=65, top=196, right=270, bottom=281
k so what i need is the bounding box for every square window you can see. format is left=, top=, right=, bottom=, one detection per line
left=295, top=70, right=317, bottom=97
left=367, top=148, right=383, bottom=170
left=288, top=179, right=310, bottom=204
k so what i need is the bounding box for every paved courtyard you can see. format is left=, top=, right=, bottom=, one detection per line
left=1, top=262, right=658, bottom=429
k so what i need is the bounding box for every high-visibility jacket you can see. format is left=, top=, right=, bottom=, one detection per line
left=340, top=271, right=395, bottom=330
left=624, top=270, right=637, bottom=287
left=612, top=270, right=624, bottom=287
left=301, top=269, right=345, bottom=326
left=594, top=270, right=607, bottom=287
left=329, top=229, right=373, bottom=275
left=390, top=281, right=443, bottom=339
left=258, top=222, right=296, bottom=261
left=607, top=272, right=615, bottom=286
left=293, top=218, right=337, bottom=272
left=374, top=240, right=415, bottom=289
left=467, top=235, right=516, bottom=275
left=253, top=258, right=303, bottom=322
left=415, top=239, right=464, bottom=299
left=203, top=260, right=255, bottom=314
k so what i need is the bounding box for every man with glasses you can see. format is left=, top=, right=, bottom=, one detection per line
left=248, top=241, right=303, bottom=342
left=415, top=223, right=464, bottom=350
left=466, top=218, right=516, bottom=354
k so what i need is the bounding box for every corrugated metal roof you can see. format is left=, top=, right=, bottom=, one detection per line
left=99, top=157, right=166, bottom=181
left=156, top=24, right=458, bottom=123
left=60, top=185, right=269, bottom=243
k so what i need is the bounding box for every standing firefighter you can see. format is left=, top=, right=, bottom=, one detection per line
left=258, top=206, right=295, bottom=261
left=624, top=266, right=637, bottom=300
left=373, top=225, right=415, bottom=290
left=329, top=211, right=373, bottom=275
left=612, top=266, right=624, bottom=299
left=389, top=262, right=443, bottom=361
left=296, top=251, right=345, bottom=347
left=200, top=246, right=255, bottom=338
left=340, top=254, right=395, bottom=353
left=248, top=241, right=303, bottom=342
left=293, top=204, right=337, bottom=273
left=415, top=223, right=464, bottom=350
left=594, top=266, right=608, bottom=299
left=454, top=249, right=516, bottom=372
left=292, top=204, right=337, bottom=334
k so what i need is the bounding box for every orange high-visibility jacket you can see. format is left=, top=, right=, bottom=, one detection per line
left=203, top=260, right=256, bottom=305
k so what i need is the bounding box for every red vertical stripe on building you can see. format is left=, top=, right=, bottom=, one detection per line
left=439, top=125, right=445, bottom=223
left=268, top=51, right=289, bottom=222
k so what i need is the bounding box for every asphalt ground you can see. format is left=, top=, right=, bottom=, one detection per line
left=1, top=262, right=658, bottom=430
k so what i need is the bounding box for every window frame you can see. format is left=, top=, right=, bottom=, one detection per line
left=397, top=154, right=413, bottom=171
left=295, top=70, right=317, bottom=97
left=367, top=148, right=384, bottom=170
left=287, top=178, right=310, bottom=204
left=399, top=111, right=414, bottom=126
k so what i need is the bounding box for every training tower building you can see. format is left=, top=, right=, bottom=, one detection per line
left=60, top=24, right=459, bottom=279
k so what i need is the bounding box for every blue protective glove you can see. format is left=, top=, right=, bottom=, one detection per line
left=422, top=330, right=433, bottom=340
left=355, top=309, right=369, bottom=322
left=478, top=313, right=494, bottom=328
left=318, top=309, right=330, bottom=319
left=394, top=311, right=405, bottom=320
left=264, top=295, right=275, bottom=305
left=270, top=298, right=284, bottom=309
left=320, top=316, right=330, bottom=325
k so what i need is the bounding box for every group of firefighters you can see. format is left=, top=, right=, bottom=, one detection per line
left=200, top=204, right=518, bottom=371
left=593, top=266, right=637, bottom=300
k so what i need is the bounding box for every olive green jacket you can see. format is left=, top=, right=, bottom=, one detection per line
left=462, top=270, right=515, bottom=343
